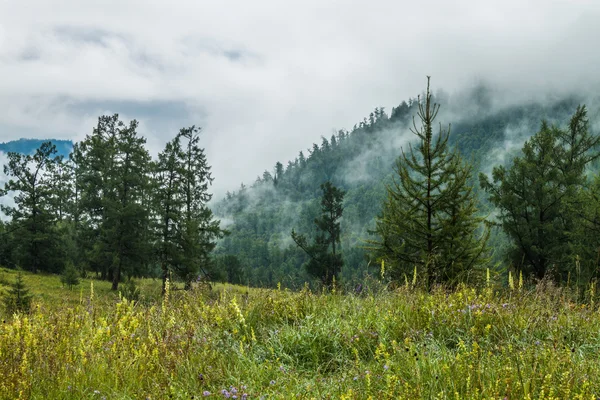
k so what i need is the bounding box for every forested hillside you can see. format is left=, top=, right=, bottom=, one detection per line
left=0, top=139, right=72, bottom=157
left=212, top=89, right=585, bottom=288
left=0, top=84, right=596, bottom=292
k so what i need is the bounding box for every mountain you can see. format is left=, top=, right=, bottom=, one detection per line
left=0, top=138, right=73, bottom=157
left=212, top=89, right=584, bottom=289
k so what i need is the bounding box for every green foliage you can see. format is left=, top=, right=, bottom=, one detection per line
left=74, top=115, right=154, bottom=290
left=480, top=105, right=600, bottom=281
left=0, top=142, right=65, bottom=273
left=60, top=261, right=80, bottom=290
left=2, top=271, right=33, bottom=314
left=214, top=254, right=246, bottom=284
left=156, top=126, right=225, bottom=289
left=369, top=78, right=489, bottom=289
left=292, top=182, right=346, bottom=287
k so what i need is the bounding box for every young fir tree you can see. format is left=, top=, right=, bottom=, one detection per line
left=480, top=105, right=600, bottom=281
left=2, top=271, right=33, bottom=314
left=60, top=260, right=80, bottom=290
left=292, top=181, right=345, bottom=287
left=369, top=77, right=489, bottom=289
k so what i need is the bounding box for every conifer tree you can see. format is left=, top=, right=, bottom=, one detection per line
left=0, top=142, right=63, bottom=273
left=369, top=77, right=489, bottom=289
left=76, top=115, right=151, bottom=290
left=60, top=260, right=80, bottom=290
left=153, top=135, right=185, bottom=293
left=2, top=271, right=33, bottom=314
left=292, top=181, right=345, bottom=287
left=177, top=126, right=225, bottom=288
left=480, top=105, right=600, bottom=280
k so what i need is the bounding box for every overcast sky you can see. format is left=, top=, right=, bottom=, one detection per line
left=0, top=0, right=599, bottom=197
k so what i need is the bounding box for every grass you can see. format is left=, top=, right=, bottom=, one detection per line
left=1, top=268, right=600, bottom=399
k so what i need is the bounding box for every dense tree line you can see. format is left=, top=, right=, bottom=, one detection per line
left=1, top=82, right=598, bottom=292
left=0, top=115, right=223, bottom=291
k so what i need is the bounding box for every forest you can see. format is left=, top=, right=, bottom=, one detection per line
left=0, top=80, right=599, bottom=294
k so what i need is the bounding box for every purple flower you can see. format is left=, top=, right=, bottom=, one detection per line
left=383, top=364, right=389, bottom=371
left=270, top=380, right=276, bottom=385
left=230, top=387, right=238, bottom=394
left=203, top=391, right=211, bottom=397
left=241, top=395, right=248, bottom=400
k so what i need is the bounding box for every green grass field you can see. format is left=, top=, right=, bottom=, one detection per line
left=1, top=268, right=599, bottom=399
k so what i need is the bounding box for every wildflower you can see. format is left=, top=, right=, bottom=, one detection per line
left=353, top=376, right=358, bottom=381
left=230, top=387, right=238, bottom=394
left=270, top=380, right=276, bottom=385
left=241, top=394, right=248, bottom=400
left=279, top=365, right=285, bottom=372
left=383, top=365, right=389, bottom=371
left=93, top=390, right=101, bottom=395
left=203, top=391, right=211, bottom=397
left=221, top=389, right=230, bottom=398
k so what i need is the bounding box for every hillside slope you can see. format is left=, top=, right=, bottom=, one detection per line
left=212, top=90, right=583, bottom=288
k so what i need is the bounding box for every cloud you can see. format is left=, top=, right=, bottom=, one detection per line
left=1, top=0, right=599, bottom=198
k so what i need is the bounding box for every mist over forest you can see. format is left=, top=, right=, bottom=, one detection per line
left=1, top=81, right=598, bottom=291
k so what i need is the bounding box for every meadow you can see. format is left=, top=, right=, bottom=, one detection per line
left=1, top=267, right=600, bottom=399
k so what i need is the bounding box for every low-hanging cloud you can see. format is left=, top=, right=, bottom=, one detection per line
left=1, top=0, right=600, bottom=198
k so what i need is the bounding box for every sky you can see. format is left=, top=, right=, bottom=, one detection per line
left=0, top=0, right=599, bottom=198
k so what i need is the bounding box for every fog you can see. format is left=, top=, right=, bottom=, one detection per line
left=1, top=0, right=599, bottom=198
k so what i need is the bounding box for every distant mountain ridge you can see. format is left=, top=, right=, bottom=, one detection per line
left=0, top=138, right=73, bottom=157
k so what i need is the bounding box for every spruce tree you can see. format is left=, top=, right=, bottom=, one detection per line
left=2, top=271, right=33, bottom=314
left=60, top=261, right=80, bottom=290
left=292, top=181, right=345, bottom=287
left=369, top=77, right=489, bottom=289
